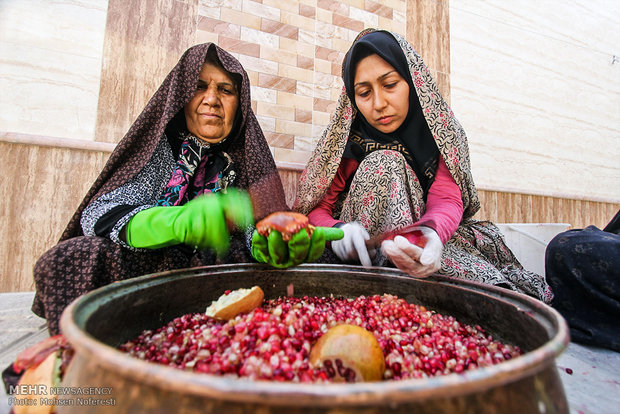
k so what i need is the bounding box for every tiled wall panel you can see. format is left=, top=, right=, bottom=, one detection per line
left=197, top=0, right=407, bottom=165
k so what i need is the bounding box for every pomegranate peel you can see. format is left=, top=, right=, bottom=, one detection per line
left=206, top=286, right=264, bottom=320
left=13, top=334, right=67, bottom=374
left=256, top=212, right=315, bottom=242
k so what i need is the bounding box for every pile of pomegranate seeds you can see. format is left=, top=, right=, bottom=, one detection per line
left=119, top=294, right=522, bottom=383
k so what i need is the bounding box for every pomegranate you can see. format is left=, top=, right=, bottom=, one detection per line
left=309, top=324, right=385, bottom=382
left=384, top=229, right=427, bottom=248
left=256, top=211, right=315, bottom=241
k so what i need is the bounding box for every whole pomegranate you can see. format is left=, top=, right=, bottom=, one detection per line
left=309, top=324, right=385, bottom=382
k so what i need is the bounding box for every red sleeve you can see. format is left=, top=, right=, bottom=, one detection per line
left=308, top=157, right=359, bottom=228
left=415, top=156, right=463, bottom=244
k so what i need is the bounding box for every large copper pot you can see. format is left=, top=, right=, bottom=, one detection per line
left=59, top=264, right=569, bottom=413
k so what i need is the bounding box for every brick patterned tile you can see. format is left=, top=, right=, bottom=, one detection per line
left=198, top=2, right=221, bottom=19
left=277, top=91, right=313, bottom=111
left=273, top=147, right=312, bottom=165
left=318, top=0, right=349, bottom=15
left=332, top=13, right=364, bottom=32
left=195, top=30, right=219, bottom=44
left=246, top=70, right=258, bottom=86
left=281, top=11, right=315, bottom=32
left=261, top=46, right=297, bottom=66
left=331, top=61, right=342, bottom=76
left=313, top=110, right=331, bottom=125
left=378, top=16, right=393, bottom=32
left=316, top=7, right=332, bottom=23
left=333, top=37, right=353, bottom=52
left=313, top=97, right=338, bottom=113
left=276, top=119, right=314, bottom=137
left=294, top=135, right=322, bottom=152
left=199, top=0, right=408, bottom=163
left=280, top=37, right=315, bottom=57
left=257, top=101, right=295, bottom=120
left=263, top=0, right=297, bottom=12
left=241, top=26, right=279, bottom=49
left=393, top=8, right=406, bottom=25
left=312, top=81, right=333, bottom=100
left=330, top=84, right=344, bottom=100
left=251, top=85, right=277, bottom=103
left=218, top=36, right=260, bottom=57
left=349, top=6, right=379, bottom=27
left=258, top=73, right=296, bottom=93
left=239, top=54, right=278, bottom=75
left=364, top=0, right=393, bottom=19
left=315, top=45, right=343, bottom=62
left=343, top=0, right=365, bottom=9
left=266, top=132, right=295, bottom=149
left=295, top=108, right=312, bottom=123
left=296, top=80, right=314, bottom=97
left=299, top=4, right=316, bottom=18
left=242, top=0, right=280, bottom=20
left=197, top=16, right=240, bottom=39
left=314, top=58, right=331, bottom=74
left=279, top=64, right=314, bottom=83
left=256, top=115, right=276, bottom=131
left=383, top=0, right=406, bottom=12
left=219, top=0, right=243, bottom=9
left=297, top=55, right=314, bottom=70
left=220, top=8, right=261, bottom=30
left=261, top=18, right=299, bottom=40
left=298, top=29, right=317, bottom=47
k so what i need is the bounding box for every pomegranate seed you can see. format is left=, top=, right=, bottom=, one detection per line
left=120, top=293, right=523, bottom=383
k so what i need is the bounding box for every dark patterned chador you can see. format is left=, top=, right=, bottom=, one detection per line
left=32, top=43, right=288, bottom=335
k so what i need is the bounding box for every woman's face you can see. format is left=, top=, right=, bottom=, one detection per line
left=353, top=53, right=410, bottom=134
left=184, top=62, right=239, bottom=144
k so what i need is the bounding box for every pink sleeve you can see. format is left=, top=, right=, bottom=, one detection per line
left=415, top=156, right=463, bottom=244
left=307, top=158, right=359, bottom=228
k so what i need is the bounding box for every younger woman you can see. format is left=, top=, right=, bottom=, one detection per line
left=294, top=29, right=553, bottom=303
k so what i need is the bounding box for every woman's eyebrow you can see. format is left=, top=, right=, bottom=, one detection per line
left=196, top=78, right=237, bottom=90
left=354, top=70, right=398, bottom=88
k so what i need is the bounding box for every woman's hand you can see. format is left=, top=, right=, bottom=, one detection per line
left=381, top=227, right=443, bottom=277
left=251, top=227, right=344, bottom=268
left=331, top=222, right=372, bottom=267
left=125, top=189, right=253, bottom=255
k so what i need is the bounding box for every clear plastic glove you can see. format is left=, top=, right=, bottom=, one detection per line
left=381, top=226, right=443, bottom=278
left=331, top=222, right=372, bottom=267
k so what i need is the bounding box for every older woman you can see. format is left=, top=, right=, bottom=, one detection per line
left=294, top=29, right=553, bottom=304
left=32, top=43, right=337, bottom=336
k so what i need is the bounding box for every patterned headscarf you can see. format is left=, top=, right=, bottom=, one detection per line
left=342, top=30, right=440, bottom=197
left=293, top=29, right=480, bottom=220
left=60, top=43, right=288, bottom=241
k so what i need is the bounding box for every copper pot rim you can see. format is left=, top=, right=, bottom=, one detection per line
left=60, top=263, right=569, bottom=406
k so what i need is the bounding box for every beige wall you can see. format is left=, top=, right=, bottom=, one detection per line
left=0, top=0, right=618, bottom=292
left=0, top=0, right=107, bottom=140
left=450, top=0, right=620, bottom=202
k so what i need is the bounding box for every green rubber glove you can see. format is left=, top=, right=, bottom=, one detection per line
left=251, top=226, right=344, bottom=268
left=125, top=189, right=253, bottom=255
